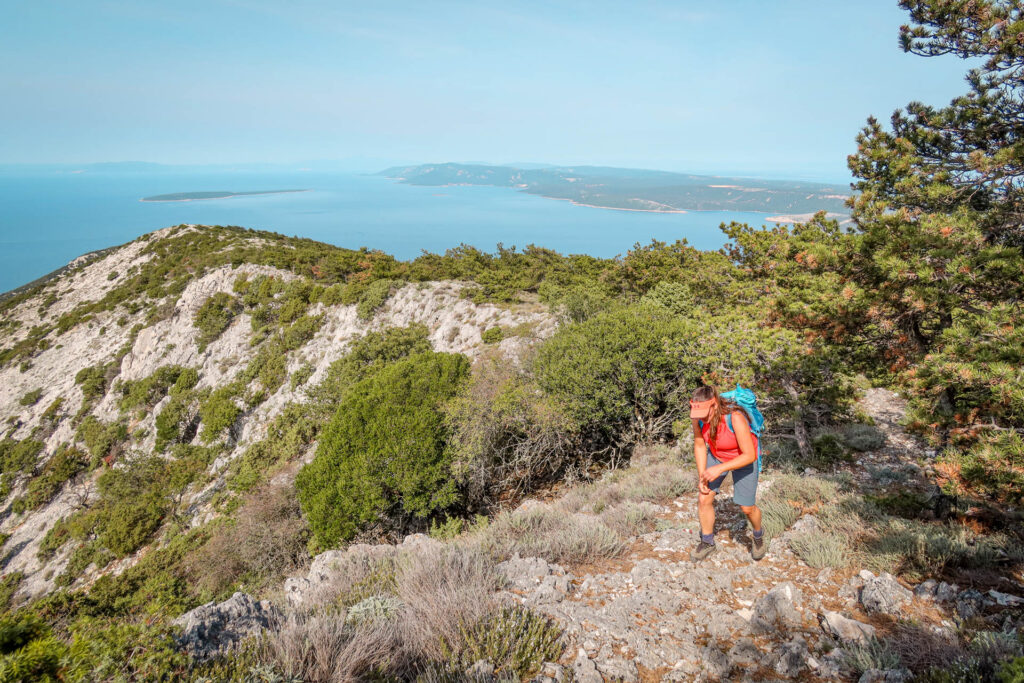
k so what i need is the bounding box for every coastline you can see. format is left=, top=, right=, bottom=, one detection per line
left=389, top=178, right=847, bottom=218
left=139, top=189, right=309, bottom=203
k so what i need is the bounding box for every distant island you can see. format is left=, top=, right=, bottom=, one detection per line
left=140, top=189, right=307, bottom=202
left=379, top=163, right=850, bottom=217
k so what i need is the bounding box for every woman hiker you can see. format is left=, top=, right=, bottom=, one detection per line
left=689, top=385, right=767, bottom=561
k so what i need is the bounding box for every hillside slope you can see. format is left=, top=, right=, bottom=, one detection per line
left=0, top=225, right=556, bottom=602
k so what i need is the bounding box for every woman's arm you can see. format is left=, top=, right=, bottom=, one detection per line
left=692, top=419, right=711, bottom=494
left=715, top=411, right=758, bottom=472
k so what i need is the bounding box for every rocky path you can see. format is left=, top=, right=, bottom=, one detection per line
left=184, top=388, right=999, bottom=681
left=498, top=388, right=933, bottom=682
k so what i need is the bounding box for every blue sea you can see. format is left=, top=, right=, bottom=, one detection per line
left=0, top=169, right=780, bottom=293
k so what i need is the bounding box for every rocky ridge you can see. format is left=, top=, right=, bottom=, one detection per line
left=0, top=226, right=557, bottom=601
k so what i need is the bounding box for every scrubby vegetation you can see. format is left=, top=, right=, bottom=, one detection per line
left=0, top=3, right=1022, bottom=679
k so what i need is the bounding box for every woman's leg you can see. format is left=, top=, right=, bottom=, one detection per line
left=733, top=463, right=767, bottom=559
left=739, top=504, right=761, bottom=532
left=698, top=490, right=717, bottom=536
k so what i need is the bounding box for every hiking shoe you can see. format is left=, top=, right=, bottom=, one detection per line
left=751, top=534, right=768, bottom=561
left=692, top=540, right=717, bottom=561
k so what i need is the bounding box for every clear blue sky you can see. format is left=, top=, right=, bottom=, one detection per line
left=1, top=0, right=974, bottom=180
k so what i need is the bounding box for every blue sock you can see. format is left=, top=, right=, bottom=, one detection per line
left=701, top=533, right=715, bottom=545
left=753, top=528, right=763, bottom=539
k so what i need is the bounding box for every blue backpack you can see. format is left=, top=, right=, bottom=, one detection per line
left=701, top=384, right=766, bottom=472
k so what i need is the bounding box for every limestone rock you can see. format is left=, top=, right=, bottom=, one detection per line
left=819, top=610, right=877, bottom=644
left=699, top=644, right=731, bottom=679
left=572, top=649, right=601, bottom=683
left=955, top=588, right=986, bottom=619
left=173, top=591, right=279, bottom=660
left=859, top=571, right=912, bottom=615
left=751, top=582, right=803, bottom=632
left=773, top=635, right=808, bottom=677
left=497, top=554, right=571, bottom=606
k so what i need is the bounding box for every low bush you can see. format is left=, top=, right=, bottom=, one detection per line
left=841, top=637, right=902, bottom=677
left=154, top=385, right=200, bottom=452
left=532, top=305, right=691, bottom=450
left=790, top=529, right=852, bottom=568
left=18, top=444, right=89, bottom=511
left=297, top=351, right=470, bottom=547
left=443, top=605, right=562, bottom=679
left=118, top=365, right=197, bottom=411
left=185, top=483, right=309, bottom=596
left=938, top=431, right=1024, bottom=506
left=598, top=501, right=660, bottom=538
left=199, top=386, right=242, bottom=442
left=194, top=292, right=242, bottom=349
left=838, top=423, right=886, bottom=452
left=0, top=438, right=44, bottom=475
left=18, top=389, right=42, bottom=407
left=227, top=405, right=317, bottom=492
left=810, top=433, right=849, bottom=466
left=559, top=446, right=695, bottom=514
left=356, top=279, right=401, bottom=320
left=74, top=363, right=111, bottom=404
left=481, top=326, right=503, bottom=344
left=860, top=517, right=1021, bottom=578
left=445, top=358, right=577, bottom=507
left=758, top=474, right=839, bottom=537
left=75, top=416, right=127, bottom=464
left=480, top=504, right=625, bottom=565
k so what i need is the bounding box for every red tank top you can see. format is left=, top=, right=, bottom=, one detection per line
left=701, top=411, right=757, bottom=461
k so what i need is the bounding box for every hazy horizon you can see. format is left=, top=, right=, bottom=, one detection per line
left=2, top=1, right=976, bottom=181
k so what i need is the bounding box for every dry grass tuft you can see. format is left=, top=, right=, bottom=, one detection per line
left=185, top=482, right=309, bottom=596
left=559, top=446, right=694, bottom=514
left=478, top=504, right=625, bottom=566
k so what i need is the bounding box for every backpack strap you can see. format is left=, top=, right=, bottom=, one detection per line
left=724, top=411, right=762, bottom=474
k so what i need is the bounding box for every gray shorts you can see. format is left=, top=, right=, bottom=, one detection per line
left=706, top=453, right=759, bottom=507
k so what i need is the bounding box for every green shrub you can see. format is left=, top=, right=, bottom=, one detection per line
left=309, top=325, right=432, bottom=411
left=939, top=431, right=1024, bottom=506
left=838, top=423, right=886, bottom=452
left=297, top=351, right=470, bottom=547
left=0, top=438, right=44, bottom=475
left=444, top=606, right=562, bottom=678
left=811, top=433, right=849, bottom=466
left=0, top=612, right=64, bottom=681
left=227, top=405, right=317, bottom=492
left=481, top=326, right=503, bottom=344
left=118, top=365, right=197, bottom=411
left=199, top=387, right=242, bottom=442
left=289, top=363, right=314, bottom=390
left=19, top=444, right=89, bottom=510
left=356, top=279, right=400, bottom=320
left=75, top=416, right=127, bottom=464
left=866, top=491, right=931, bottom=518
left=64, top=617, right=187, bottom=681
left=539, top=281, right=615, bottom=323
left=532, top=305, right=691, bottom=448
left=154, top=389, right=199, bottom=451
left=194, top=292, right=242, bottom=349
left=0, top=572, right=23, bottom=612
left=17, top=389, right=42, bottom=407
left=1000, top=657, right=1024, bottom=683
left=74, top=364, right=109, bottom=403
left=640, top=280, right=696, bottom=316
